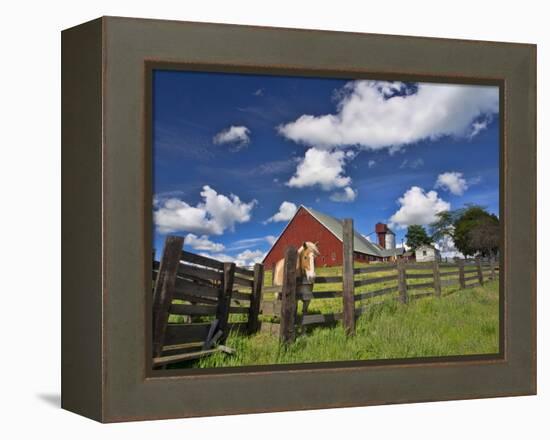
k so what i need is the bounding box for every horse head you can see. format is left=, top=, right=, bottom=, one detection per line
left=298, top=241, right=320, bottom=283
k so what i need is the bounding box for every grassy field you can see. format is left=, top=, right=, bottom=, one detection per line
left=175, top=276, right=500, bottom=369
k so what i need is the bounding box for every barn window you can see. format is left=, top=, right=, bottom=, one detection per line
left=423, top=250, right=427, bottom=256
left=331, top=252, right=336, bottom=261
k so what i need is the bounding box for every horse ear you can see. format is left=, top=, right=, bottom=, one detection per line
left=302, top=241, right=308, bottom=249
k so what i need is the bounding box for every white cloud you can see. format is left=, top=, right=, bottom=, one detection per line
left=213, top=125, right=250, bottom=151
left=265, top=235, right=277, bottom=245
left=265, top=201, right=298, bottom=223
left=396, top=242, right=411, bottom=251
left=278, top=80, right=498, bottom=151
left=234, top=249, right=265, bottom=267
left=154, top=185, right=257, bottom=235
left=228, top=236, right=277, bottom=250
left=469, top=120, right=488, bottom=138
left=287, top=148, right=351, bottom=190
left=253, top=88, right=264, bottom=96
left=435, top=171, right=468, bottom=196
left=368, top=160, right=376, bottom=168
left=200, top=249, right=265, bottom=268
left=184, top=234, right=225, bottom=252
left=329, top=186, right=357, bottom=202
left=389, top=186, right=450, bottom=229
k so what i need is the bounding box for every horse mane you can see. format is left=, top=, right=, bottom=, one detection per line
left=301, top=241, right=319, bottom=255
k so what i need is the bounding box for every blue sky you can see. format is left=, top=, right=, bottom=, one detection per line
left=152, top=70, right=499, bottom=265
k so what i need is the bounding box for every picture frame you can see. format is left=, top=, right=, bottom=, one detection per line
left=61, top=16, right=536, bottom=422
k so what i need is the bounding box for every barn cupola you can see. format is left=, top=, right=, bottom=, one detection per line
left=375, top=223, right=396, bottom=249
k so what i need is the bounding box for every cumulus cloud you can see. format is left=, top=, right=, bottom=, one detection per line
left=265, top=201, right=298, bottom=223
left=435, top=171, right=468, bottom=196
left=234, top=249, right=265, bottom=267
left=368, top=160, right=376, bottom=168
left=184, top=234, right=225, bottom=252
left=213, top=125, right=250, bottom=151
left=200, top=249, right=265, bottom=268
left=329, top=186, right=357, bottom=202
left=389, top=186, right=450, bottom=229
left=278, top=80, right=498, bottom=151
left=154, top=185, right=257, bottom=234
left=287, top=148, right=351, bottom=190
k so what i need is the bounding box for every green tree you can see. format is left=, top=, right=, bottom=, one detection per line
left=430, top=210, right=462, bottom=242
left=430, top=205, right=500, bottom=257
left=452, top=205, right=499, bottom=255
left=454, top=206, right=500, bottom=257
left=405, top=225, right=432, bottom=250
left=468, top=217, right=500, bottom=258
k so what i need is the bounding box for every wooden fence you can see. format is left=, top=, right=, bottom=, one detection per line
left=264, top=219, right=499, bottom=343
left=153, top=228, right=500, bottom=360
left=152, top=236, right=263, bottom=367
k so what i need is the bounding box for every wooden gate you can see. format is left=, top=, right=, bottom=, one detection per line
left=152, top=236, right=263, bottom=367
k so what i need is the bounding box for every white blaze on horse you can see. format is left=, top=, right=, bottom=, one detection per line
left=272, top=242, right=320, bottom=314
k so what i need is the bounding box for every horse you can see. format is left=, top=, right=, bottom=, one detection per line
left=272, top=242, right=320, bottom=315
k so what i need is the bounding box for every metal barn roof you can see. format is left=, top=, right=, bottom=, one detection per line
left=302, top=206, right=405, bottom=258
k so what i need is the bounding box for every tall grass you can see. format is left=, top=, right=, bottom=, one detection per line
left=186, top=279, right=499, bottom=369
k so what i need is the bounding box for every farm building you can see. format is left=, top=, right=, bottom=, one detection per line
left=415, top=245, right=441, bottom=262
left=262, top=205, right=405, bottom=268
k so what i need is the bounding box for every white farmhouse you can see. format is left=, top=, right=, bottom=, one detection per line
left=415, top=245, right=441, bottom=262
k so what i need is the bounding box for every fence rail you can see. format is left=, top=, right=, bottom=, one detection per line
left=154, top=228, right=500, bottom=361
left=152, top=236, right=263, bottom=368
left=264, top=219, right=499, bottom=344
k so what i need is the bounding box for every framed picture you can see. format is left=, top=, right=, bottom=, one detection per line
left=62, top=16, right=536, bottom=422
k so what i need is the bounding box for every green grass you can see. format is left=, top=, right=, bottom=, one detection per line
left=186, top=279, right=499, bottom=368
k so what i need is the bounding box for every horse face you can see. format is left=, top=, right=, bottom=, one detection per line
left=300, top=242, right=319, bottom=283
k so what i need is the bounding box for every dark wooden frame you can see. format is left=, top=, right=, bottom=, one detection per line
left=62, top=16, right=536, bottom=422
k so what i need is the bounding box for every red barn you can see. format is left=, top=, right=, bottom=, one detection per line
left=263, top=206, right=404, bottom=268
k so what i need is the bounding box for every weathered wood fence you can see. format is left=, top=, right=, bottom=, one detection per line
left=152, top=236, right=263, bottom=367
left=263, top=219, right=499, bottom=343
left=153, top=229, right=500, bottom=359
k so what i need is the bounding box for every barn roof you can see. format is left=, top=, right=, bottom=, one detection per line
left=302, top=206, right=405, bottom=258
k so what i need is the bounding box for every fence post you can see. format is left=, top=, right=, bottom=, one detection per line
left=152, top=235, right=184, bottom=358
left=342, top=219, right=355, bottom=336
left=279, top=246, right=298, bottom=344
left=248, top=263, right=264, bottom=334
left=432, top=258, right=441, bottom=297
left=476, top=256, right=484, bottom=285
left=397, top=259, right=408, bottom=304
left=217, top=262, right=235, bottom=343
left=489, top=255, right=496, bottom=280
left=458, top=259, right=466, bottom=289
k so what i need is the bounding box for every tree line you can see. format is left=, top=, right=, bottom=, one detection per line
left=404, top=205, right=499, bottom=258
